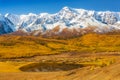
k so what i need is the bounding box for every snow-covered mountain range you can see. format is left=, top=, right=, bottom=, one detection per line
left=0, top=6, right=120, bottom=35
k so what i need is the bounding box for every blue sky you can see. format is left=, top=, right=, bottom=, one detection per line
left=0, top=0, right=120, bottom=14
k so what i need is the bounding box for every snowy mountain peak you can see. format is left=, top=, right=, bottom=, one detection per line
left=5, top=13, right=20, bottom=25
left=60, top=6, right=76, bottom=13
left=0, top=7, right=120, bottom=35
left=39, top=13, right=50, bottom=17
left=0, top=14, right=16, bottom=34
left=28, top=13, right=37, bottom=16
left=62, top=6, right=71, bottom=10
left=5, top=13, right=12, bottom=17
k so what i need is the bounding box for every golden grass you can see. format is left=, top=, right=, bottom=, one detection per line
left=0, top=61, right=37, bottom=72
left=0, top=55, right=115, bottom=72
left=0, top=33, right=120, bottom=58
left=0, top=33, right=120, bottom=80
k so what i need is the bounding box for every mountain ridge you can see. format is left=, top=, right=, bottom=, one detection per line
left=0, top=6, right=120, bottom=35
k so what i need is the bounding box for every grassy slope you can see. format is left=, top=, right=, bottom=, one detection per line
left=0, top=58, right=120, bottom=80
left=0, top=33, right=120, bottom=58
left=0, top=33, right=120, bottom=79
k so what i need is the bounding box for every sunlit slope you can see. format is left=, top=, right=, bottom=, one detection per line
left=0, top=33, right=120, bottom=58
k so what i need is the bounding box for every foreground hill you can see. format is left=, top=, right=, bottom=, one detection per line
left=0, top=51, right=120, bottom=80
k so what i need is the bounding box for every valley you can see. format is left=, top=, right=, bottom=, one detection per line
left=0, top=1, right=120, bottom=80
left=0, top=33, right=120, bottom=80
